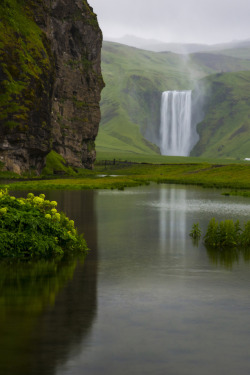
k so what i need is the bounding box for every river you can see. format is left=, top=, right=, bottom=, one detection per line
left=1, top=184, right=250, bottom=375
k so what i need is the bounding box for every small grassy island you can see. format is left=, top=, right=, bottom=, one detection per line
left=0, top=189, right=88, bottom=258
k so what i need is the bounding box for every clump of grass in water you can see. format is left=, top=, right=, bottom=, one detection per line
left=189, top=223, right=202, bottom=239
left=189, top=222, right=202, bottom=246
left=0, top=189, right=88, bottom=258
left=190, top=218, right=250, bottom=250
left=196, top=217, right=250, bottom=250
left=204, top=218, right=240, bottom=248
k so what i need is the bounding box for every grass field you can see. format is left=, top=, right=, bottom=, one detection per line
left=95, top=151, right=248, bottom=165
left=2, top=157, right=250, bottom=194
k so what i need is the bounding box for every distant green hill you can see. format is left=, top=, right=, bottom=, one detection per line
left=97, top=41, right=250, bottom=159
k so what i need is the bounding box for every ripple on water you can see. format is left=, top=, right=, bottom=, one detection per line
left=146, top=198, right=250, bottom=217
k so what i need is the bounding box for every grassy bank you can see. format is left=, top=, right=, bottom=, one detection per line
left=95, top=151, right=249, bottom=165
left=2, top=161, right=250, bottom=192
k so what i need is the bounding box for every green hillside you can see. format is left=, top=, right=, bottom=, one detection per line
left=191, top=71, right=250, bottom=159
left=97, top=41, right=250, bottom=159
left=190, top=52, right=250, bottom=73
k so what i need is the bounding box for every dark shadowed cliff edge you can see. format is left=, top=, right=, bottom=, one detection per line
left=0, top=0, right=104, bottom=174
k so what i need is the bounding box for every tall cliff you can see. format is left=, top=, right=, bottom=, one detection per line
left=0, top=0, right=104, bottom=174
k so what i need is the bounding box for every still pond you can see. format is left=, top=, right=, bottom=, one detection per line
left=1, top=184, right=250, bottom=375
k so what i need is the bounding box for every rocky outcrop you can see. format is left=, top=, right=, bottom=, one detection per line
left=0, top=0, right=104, bottom=174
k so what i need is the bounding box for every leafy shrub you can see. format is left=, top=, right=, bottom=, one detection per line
left=0, top=189, right=88, bottom=258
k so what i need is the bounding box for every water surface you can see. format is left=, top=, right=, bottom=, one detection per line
left=2, top=184, right=250, bottom=375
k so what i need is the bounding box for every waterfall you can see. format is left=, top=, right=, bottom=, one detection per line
left=160, top=90, right=193, bottom=156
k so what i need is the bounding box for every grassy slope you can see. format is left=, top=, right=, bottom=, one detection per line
left=190, top=52, right=250, bottom=73
left=191, top=71, right=250, bottom=159
left=97, top=41, right=250, bottom=159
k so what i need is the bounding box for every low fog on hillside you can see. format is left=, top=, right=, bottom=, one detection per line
left=90, top=0, right=250, bottom=46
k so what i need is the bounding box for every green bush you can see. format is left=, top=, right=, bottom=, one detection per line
left=0, top=189, right=88, bottom=258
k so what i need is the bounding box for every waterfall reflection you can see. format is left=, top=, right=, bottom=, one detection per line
left=159, top=186, right=187, bottom=253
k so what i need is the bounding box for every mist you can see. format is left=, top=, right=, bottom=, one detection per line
left=90, top=0, right=250, bottom=45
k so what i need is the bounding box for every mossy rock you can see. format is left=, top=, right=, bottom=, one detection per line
left=42, top=150, right=77, bottom=176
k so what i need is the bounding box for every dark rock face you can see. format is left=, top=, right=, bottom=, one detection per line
left=0, top=0, right=104, bottom=173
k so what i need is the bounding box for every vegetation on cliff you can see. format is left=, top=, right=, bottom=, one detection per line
left=0, top=0, right=53, bottom=129
left=0, top=189, right=88, bottom=258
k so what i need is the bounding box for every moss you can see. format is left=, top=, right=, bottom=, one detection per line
left=81, top=54, right=93, bottom=71
left=85, top=16, right=99, bottom=29
left=87, top=140, right=95, bottom=152
left=72, top=96, right=89, bottom=109
left=0, top=0, right=54, bottom=129
left=42, top=150, right=77, bottom=176
left=65, top=59, right=80, bottom=69
left=81, top=0, right=99, bottom=25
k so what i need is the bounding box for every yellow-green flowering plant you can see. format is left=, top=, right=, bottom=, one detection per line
left=0, top=190, right=88, bottom=258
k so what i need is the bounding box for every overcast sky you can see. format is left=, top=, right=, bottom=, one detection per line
left=89, top=0, right=250, bottom=45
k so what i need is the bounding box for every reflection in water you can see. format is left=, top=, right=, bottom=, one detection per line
left=2, top=190, right=98, bottom=375
left=206, top=246, right=240, bottom=269
left=0, top=257, right=78, bottom=374
left=29, top=257, right=97, bottom=375
left=150, top=185, right=250, bottom=268
left=206, top=246, right=250, bottom=269
left=159, top=187, right=187, bottom=253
